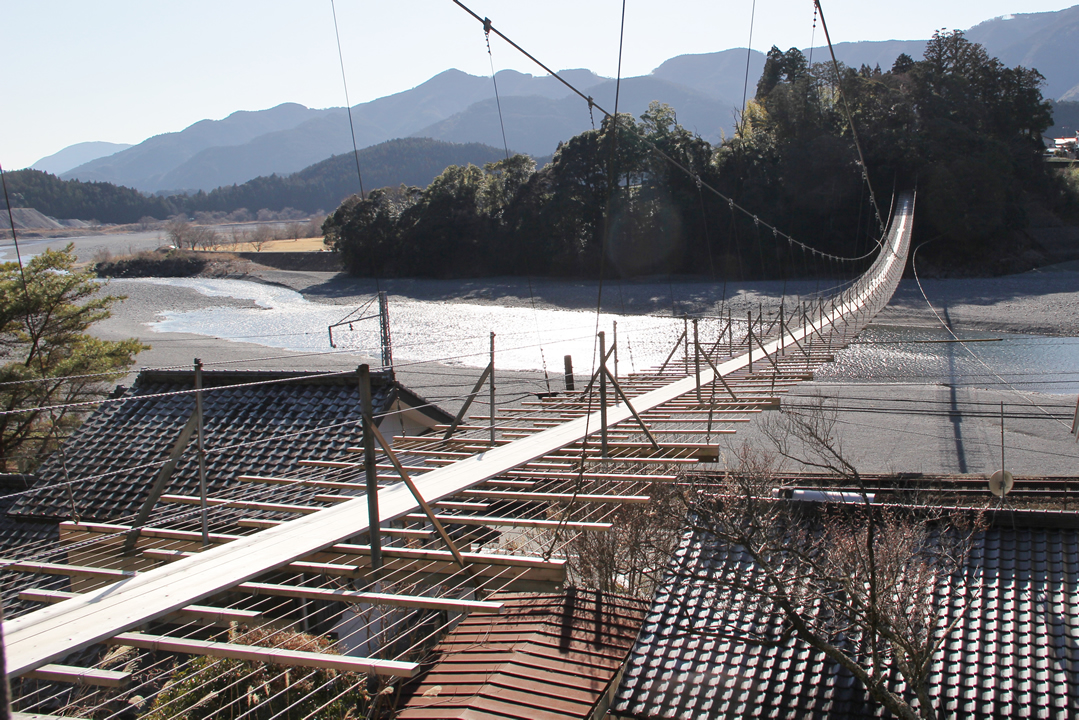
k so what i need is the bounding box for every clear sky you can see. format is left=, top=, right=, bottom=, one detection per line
left=2, top=0, right=1075, bottom=171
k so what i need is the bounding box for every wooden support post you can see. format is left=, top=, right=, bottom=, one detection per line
left=779, top=305, right=786, bottom=355
left=194, top=358, right=209, bottom=547
left=728, top=307, right=733, bottom=356
left=682, top=316, right=689, bottom=373
left=656, top=329, right=686, bottom=375
left=489, top=332, right=496, bottom=445
left=603, top=368, right=660, bottom=451
left=358, top=364, right=382, bottom=573
left=695, top=346, right=739, bottom=402
left=693, top=318, right=701, bottom=402
left=599, top=331, right=608, bottom=459
left=443, top=364, right=492, bottom=439
left=564, top=355, right=574, bottom=391
left=123, top=410, right=199, bottom=554
left=577, top=345, right=615, bottom=398
left=613, top=320, right=619, bottom=379
left=366, top=421, right=466, bottom=569
left=747, top=312, right=753, bottom=373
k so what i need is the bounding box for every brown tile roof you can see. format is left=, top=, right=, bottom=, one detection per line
left=398, top=589, right=647, bottom=720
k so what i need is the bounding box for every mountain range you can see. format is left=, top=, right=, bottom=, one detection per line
left=43, top=5, right=1079, bottom=195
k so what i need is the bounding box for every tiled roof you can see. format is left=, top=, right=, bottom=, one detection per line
left=398, top=589, right=648, bottom=720
left=0, top=475, right=58, bottom=550
left=612, top=514, right=1079, bottom=720
left=8, top=369, right=427, bottom=522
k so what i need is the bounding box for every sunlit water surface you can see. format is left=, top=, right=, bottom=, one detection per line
left=132, top=278, right=1079, bottom=394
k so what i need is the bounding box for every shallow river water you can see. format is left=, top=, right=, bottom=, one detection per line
left=130, top=278, right=1079, bottom=395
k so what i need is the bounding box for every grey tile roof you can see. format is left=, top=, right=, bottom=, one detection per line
left=612, top=516, right=1079, bottom=720
left=8, top=369, right=435, bottom=522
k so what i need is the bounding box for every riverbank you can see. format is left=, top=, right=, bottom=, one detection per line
left=88, top=267, right=1079, bottom=477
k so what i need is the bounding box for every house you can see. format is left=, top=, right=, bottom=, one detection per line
left=6, top=367, right=452, bottom=526
left=396, top=589, right=648, bottom=720
left=610, top=504, right=1079, bottom=719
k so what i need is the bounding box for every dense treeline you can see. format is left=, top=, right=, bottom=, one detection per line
left=326, top=31, right=1073, bottom=279
left=2, top=170, right=179, bottom=225
left=3, top=138, right=509, bottom=225
left=181, top=138, right=508, bottom=216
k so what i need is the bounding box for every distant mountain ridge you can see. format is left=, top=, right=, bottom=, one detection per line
left=57, top=4, right=1079, bottom=194
left=32, top=141, right=132, bottom=176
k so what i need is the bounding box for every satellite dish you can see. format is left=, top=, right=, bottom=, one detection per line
left=989, top=470, right=1014, bottom=498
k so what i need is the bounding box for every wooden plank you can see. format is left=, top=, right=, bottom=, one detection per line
left=2, top=197, right=912, bottom=679
left=24, top=664, right=130, bottom=688
left=20, top=588, right=262, bottom=625
left=159, top=494, right=323, bottom=514
left=238, top=581, right=504, bottom=614
left=238, top=474, right=366, bottom=491
left=2, top=561, right=132, bottom=581
left=404, top=513, right=613, bottom=531
left=458, top=490, right=651, bottom=504
left=108, top=632, right=418, bottom=678
left=238, top=518, right=433, bottom=539
left=13, top=714, right=92, bottom=720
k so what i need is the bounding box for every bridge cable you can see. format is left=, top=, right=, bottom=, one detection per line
left=738, top=0, right=757, bottom=138
left=813, top=0, right=885, bottom=238
left=329, top=0, right=365, bottom=199
left=546, top=0, right=628, bottom=559
left=484, top=18, right=512, bottom=161
left=475, top=16, right=552, bottom=392
left=449, top=0, right=870, bottom=265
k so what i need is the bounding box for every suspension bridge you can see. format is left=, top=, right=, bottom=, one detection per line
left=1, top=193, right=914, bottom=694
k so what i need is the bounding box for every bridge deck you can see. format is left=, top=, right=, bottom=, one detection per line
left=4, top=196, right=913, bottom=679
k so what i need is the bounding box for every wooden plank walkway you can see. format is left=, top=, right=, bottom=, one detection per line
left=4, top=197, right=912, bottom=678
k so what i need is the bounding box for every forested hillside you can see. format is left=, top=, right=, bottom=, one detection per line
left=184, top=138, right=509, bottom=215
left=325, top=31, right=1076, bottom=279
left=4, top=138, right=510, bottom=224
left=1, top=171, right=178, bottom=225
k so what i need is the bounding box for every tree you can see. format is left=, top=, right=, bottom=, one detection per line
left=679, top=400, right=984, bottom=719
left=0, top=247, right=146, bottom=470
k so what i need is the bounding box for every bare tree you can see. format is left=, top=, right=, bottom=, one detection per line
left=680, top=402, right=985, bottom=720
left=568, top=481, right=688, bottom=599
left=164, top=217, right=192, bottom=250
left=249, top=224, right=274, bottom=252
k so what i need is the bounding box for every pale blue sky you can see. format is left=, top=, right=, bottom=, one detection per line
left=2, top=0, right=1073, bottom=171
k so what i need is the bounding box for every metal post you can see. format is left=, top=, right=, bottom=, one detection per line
left=489, top=332, right=496, bottom=445
left=378, top=291, right=393, bottom=372
left=779, top=305, right=786, bottom=356
left=564, top=355, right=575, bottom=391
left=682, top=316, right=689, bottom=373
left=693, top=318, right=701, bottom=403
left=728, top=308, right=733, bottom=356
left=194, top=359, right=209, bottom=547
left=747, top=312, right=753, bottom=373
left=613, top=320, right=619, bottom=379
left=599, top=331, right=608, bottom=459
left=1000, top=401, right=1005, bottom=474
left=358, top=364, right=382, bottom=573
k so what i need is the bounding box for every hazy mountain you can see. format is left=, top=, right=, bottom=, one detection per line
left=31, top=141, right=132, bottom=175
left=965, top=6, right=1079, bottom=101
left=651, top=48, right=767, bottom=104
left=62, top=102, right=334, bottom=190
left=56, top=5, right=1078, bottom=195
left=187, top=138, right=511, bottom=215
left=413, top=76, right=737, bottom=156
left=802, top=6, right=1079, bottom=100
left=60, top=69, right=606, bottom=194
